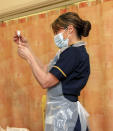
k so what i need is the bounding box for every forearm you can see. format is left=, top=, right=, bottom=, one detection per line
left=30, top=49, right=45, bottom=70
left=27, top=53, right=50, bottom=88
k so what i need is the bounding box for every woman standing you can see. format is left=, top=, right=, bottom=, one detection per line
left=14, top=12, right=91, bottom=131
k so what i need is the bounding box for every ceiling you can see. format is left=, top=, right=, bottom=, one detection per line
left=0, top=0, right=84, bottom=22
left=0, top=0, right=47, bottom=14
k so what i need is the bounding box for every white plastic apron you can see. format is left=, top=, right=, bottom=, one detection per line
left=45, top=41, right=90, bottom=131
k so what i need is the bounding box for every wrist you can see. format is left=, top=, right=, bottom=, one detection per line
left=27, top=52, right=34, bottom=65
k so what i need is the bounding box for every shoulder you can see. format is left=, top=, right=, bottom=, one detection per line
left=60, top=46, right=80, bottom=57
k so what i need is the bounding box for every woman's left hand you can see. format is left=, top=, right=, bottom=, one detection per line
left=13, top=32, right=32, bottom=61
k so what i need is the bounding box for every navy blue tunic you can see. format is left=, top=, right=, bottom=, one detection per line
left=49, top=44, right=90, bottom=102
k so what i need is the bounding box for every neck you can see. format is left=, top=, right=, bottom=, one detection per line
left=69, top=39, right=82, bottom=46
left=68, top=36, right=82, bottom=46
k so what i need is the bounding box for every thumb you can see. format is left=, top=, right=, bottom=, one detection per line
left=18, top=44, right=23, bottom=48
left=18, top=38, right=22, bottom=45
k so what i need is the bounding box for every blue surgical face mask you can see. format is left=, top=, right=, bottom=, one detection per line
left=54, top=28, right=69, bottom=49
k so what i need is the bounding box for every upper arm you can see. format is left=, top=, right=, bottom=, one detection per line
left=49, top=47, right=80, bottom=81
left=44, top=47, right=80, bottom=89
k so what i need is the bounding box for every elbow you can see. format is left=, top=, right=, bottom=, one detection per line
left=41, top=81, right=50, bottom=89
left=40, top=73, right=59, bottom=89
left=41, top=74, right=53, bottom=89
left=42, top=85, right=47, bottom=89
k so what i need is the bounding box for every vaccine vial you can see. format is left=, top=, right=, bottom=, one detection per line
left=17, top=30, right=21, bottom=43
left=17, top=30, right=21, bottom=37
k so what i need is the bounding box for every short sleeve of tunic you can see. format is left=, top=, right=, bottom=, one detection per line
left=49, top=47, right=80, bottom=81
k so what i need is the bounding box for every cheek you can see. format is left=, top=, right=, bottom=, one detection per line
left=63, top=32, right=68, bottom=40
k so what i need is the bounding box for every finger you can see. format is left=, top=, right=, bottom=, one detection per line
left=17, top=51, right=22, bottom=57
left=18, top=44, right=24, bottom=49
left=13, top=37, right=18, bottom=41
left=14, top=40, right=19, bottom=44
left=20, top=36, right=28, bottom=43
left=13, top=39, right=19, bottom=44
left=18, top=50, right=24, bottom=57
left=18, top=40, right=22, bottom=45
left=20, top=36, right=25, bottom=43
left=13, top=38, right=19, bottom=41
left=13, top=35, right=19, bottom=41
left=16, top=35, right=25, bottom=43
left=21, top=43, right=28, bottom=47
left=18, top=44, right=22, bottom=48
left=18, top=50, right=23, bottom=56
left=20, top=41, right=25, bottom=45
left=13, top=35, right=19, bottom=39
left=21, top=36, right=26, bottom=41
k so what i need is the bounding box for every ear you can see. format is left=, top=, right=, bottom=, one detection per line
left=67, top=25, right=74, bottom=34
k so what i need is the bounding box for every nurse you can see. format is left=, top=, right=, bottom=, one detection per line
left=13, top=12, right=91, bottom=131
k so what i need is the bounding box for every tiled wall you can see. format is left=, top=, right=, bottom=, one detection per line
left=0, top=0, right=113, bottom=131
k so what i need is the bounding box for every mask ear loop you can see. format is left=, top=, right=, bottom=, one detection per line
left=65, top=28, right=71, bottom=39
left=67, top=33, right=71, bottom=39
left=63, top=27, right=71, bottom=40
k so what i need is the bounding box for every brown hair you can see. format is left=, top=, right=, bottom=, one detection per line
left=51, top=12, right=91, bottom=40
